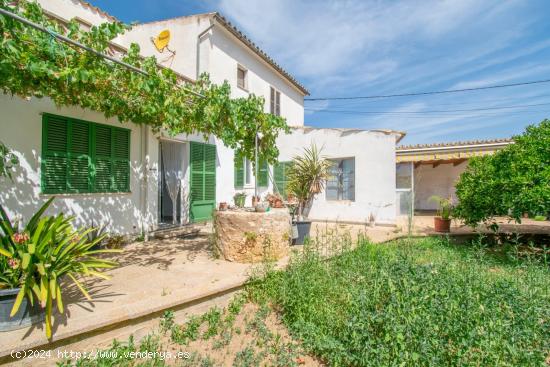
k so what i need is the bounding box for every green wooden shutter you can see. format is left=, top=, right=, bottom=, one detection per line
left=42, top=113, right=130, bottom=194
left=234, top=152, right=244, bottom=188
left=42, top=114, right=69, bottom=193
left=190, top=142, right=216, bottom=222
left=204, top=144, right=216, bottom=201
left=67, top=119, right=91, bottom=193
left=112, top=128, right=130, bottom=192
left=258, top=159, right=268, bottom=187
left=274, top=161, right=292, bottom=198
left=190, top=142, right=205, bottom=203
left=92, top=125, right=113, bottom=192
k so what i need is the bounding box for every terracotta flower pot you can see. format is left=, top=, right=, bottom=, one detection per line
left=434, top=217, right=451, bottom=233
left=219, top=202, right=228, bottom=211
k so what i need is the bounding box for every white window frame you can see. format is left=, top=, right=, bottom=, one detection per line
left=244, top=158, right=252, bottom=186
left=237, top=65, right=248, bottom=91
left=326, top=157, right=355, bottom=202
left=270, top=86, right=281, bottom=116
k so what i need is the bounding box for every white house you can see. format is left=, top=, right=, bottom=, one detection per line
left=0, top=0, right=403, bottom=235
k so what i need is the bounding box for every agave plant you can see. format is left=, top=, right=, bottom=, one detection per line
left=286, top=144, right=331, bottom=219
left=0, top=198, right=120, bottom=338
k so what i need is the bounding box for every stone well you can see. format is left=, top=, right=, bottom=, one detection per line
left=213, top=208, right=291, bottom=263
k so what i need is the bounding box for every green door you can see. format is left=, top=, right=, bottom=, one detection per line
left=190, top=141, right=216, bottom=222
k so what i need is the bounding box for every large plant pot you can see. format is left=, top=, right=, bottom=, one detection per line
left=434, top=217, right=451, bottom=233
left=0, top=288, right=43, bottom=332
left=292, top=221, right=311, bottom=245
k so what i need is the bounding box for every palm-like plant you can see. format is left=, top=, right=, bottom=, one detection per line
left=0, top=198, right=120, bottom=338
left=286, top=144, right=331, bottom=219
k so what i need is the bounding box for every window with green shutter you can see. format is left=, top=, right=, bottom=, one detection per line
left=257, top=159, right=268, bottom=187
left=274, top=161, right=292, bottom=198
left=234, top=152, right=244, bottom=188
left=41, top=113, right=130, bottom=194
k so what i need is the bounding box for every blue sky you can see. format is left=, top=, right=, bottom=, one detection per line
left=89, top=0, right=550, bottom=145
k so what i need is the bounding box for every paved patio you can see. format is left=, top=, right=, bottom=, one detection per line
left=0, top=229, right=253, bottom=360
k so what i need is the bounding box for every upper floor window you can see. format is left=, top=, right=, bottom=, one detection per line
left=237, top=66, right=248, bottom=90
left=326, top=158, right=355, bottom=201
left=270, top=87, right=281, bottom=116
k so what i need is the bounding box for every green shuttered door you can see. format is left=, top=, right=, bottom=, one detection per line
left=41, top=113, right=130, bottom=194
left=190, top=142, right=216, bottom=222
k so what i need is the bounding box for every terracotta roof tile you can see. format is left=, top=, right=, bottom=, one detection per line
left=397, top=138, right=513, bottom=151
left=213, top=13, right=309, bottom=96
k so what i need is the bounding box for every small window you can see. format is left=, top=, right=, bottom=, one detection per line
left=396, top=162, right=413, bottom=189
left=237, top=66, right=247, bottom=90
left=270, top=87, right=281, bottom=116
left=326, top=158, right=355, bottom=201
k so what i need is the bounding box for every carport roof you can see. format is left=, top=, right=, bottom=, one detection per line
left=396, top=138, right=513, bottom=163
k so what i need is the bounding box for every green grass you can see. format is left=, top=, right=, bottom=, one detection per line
left=249, top=237, right=550, bottom=366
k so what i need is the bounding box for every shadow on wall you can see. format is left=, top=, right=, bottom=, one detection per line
left=0, top=148, right=150, bottom=235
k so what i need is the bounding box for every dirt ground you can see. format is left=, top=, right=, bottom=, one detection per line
left=159, top=301, right=322, bottom=367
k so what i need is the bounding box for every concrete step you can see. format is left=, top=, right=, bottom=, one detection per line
left=6, top=284, right=243, bottom=366
left=150, top=222, right=212, bottom=240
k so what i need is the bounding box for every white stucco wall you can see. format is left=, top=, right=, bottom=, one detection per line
left=414, top=162, right=467, bottom=210
left=37, top=0, right=115, bottom=26
left=277, top=129, right=398, bottom=224
left=117, top=15, right=306, bottom=127
left=208, top=26, right=305, bottom=127
left=0, top=94, right=158, bottom=235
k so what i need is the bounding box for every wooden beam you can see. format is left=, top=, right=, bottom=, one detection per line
left=432, top=162, right=441, bottom=168
left=453, top=158, right=467, bottom=166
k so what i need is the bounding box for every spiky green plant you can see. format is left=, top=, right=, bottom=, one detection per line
left=428, top=195, right=454, bottom=220
left=286, top=144, right=331, bottom=219
left=0, top=197, right=120, bottom=338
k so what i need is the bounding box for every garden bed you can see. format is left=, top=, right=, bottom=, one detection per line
left=59, top=236, right=550, bottom=366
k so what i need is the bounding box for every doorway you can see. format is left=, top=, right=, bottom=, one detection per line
left=158, top=140, right=187, bottom=226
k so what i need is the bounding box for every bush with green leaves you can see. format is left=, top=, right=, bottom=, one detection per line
left=249, top=237, right=550, bottom=366
left=454, top=120, right=550, bottom=227
left=0, top=198, right=120, bottom=338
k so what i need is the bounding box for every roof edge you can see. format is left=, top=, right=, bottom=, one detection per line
left=212, top=13, right=309, bottom=96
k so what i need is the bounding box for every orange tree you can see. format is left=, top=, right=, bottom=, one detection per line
left=454, top=120, right=550, bottom=227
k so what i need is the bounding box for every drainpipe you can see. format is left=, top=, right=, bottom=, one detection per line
left=196, top=23, right=215, bottom=79
left=141, top=125, right=150, bottom=241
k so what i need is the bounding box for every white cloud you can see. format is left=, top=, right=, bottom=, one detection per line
left=212, top=0, right=547, bottom=143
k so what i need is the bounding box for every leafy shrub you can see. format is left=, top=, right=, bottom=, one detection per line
left=0, top=198, right=120, bottom=338
left=250, top=237, right=550, bottom=366
left=454, top=120, right=550, bottom=227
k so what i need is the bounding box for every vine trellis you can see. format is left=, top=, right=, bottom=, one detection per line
left=0, top=0, right=289, bottom=163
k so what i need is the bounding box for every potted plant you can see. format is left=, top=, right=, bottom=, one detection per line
left=233, top=192, right=246, bottom=208
left=266, top=193, right=284, bottom=208
left=428, top=195, right=454, bottom=233
left=0, top=198, right=120, bottom=338
left=287, top=144, right=331, bottom=245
